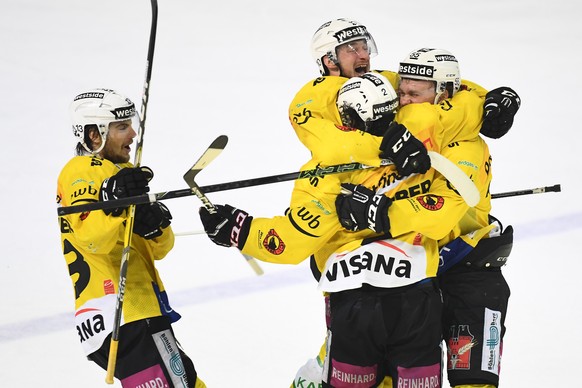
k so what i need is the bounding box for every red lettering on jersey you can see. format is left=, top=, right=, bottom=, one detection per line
left=413, top=233, right=422, bottom=246
left=422, top=138, right=434, bottom=151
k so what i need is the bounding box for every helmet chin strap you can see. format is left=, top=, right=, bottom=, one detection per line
left=90, top=140, right=106, bottom=155
left=84, top=125, right=108, bottom=155
left=433, top=86, right=451, bottom=105
left=322, top=54, right=344, bottom=77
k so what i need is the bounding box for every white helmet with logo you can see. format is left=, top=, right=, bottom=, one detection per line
left=336, top=72, right=398, bottom=133
left=398, top=48, right=461, bottom=104
left=311, top=18, right=378, bottom=76
left=69, top=88, right=136, bottom=154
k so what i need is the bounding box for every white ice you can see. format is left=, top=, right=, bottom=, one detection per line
left=0, top=0, right=580, bottom=386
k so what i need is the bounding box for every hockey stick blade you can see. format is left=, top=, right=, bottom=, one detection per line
left=183, top=135, right=228, bottom=214
left=183, top=136, right=264, bottom=276
left=427, top=151, right=480, bottom=207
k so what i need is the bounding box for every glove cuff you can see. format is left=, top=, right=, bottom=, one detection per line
left=231, top=211, right=253, bottom=249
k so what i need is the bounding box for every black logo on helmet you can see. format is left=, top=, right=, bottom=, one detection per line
left=339, top=81, right=361, bottom=95
left=399, top=64, right=434, bottom=78
left=112, top=104, right=136, bottom=120
left=435, top=54, right=457, bottom=62
left=372, top=100, right=397, bottom=118
left=74, top=92, right=105, bottom=101
left=334, top=26, right=369, bottom=43
left=361, top=73, right=384, bottom=86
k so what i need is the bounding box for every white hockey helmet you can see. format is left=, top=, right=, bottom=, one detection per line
left=69, top=88, right=136, bottom=154
left=311, top=18, right=378, bottom=76
left=336, top=72, right=398, bottom=132
left=398, top=48, right=461, bottom=104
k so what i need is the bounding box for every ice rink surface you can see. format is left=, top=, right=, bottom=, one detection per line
left=1, top=0, right=580, bottom=386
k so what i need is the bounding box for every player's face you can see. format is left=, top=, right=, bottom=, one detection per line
left=398, top=78, right=437, bottom=106
left=100, top=119, right=137, bottom=163
left=336, top=39, right=371, bottom=78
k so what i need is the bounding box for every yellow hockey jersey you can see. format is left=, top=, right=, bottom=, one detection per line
left=56, top=155, right=176, bottom=355
left=241, top=72, right=493, bottom=291
left=288, top=71, right=488, bottom=167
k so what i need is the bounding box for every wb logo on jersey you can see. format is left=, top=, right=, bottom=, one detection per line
left=288, top=207, right=321, bottom=237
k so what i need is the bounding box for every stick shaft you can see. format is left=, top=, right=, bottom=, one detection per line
left=57, top=161, right=370, bottom=215
left=491, top=184, right=561, bottom=199
left=58, top=170, right=563, bottom=217
left=105, top=0, right=158, bottom=384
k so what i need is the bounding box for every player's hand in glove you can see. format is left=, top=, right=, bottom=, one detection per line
left=335, top=183, right=392, bottom=234
left=365, top=111, right=396, bottom=136
left=481, top=86, right=521, bottom=139
left=100, top=166, right=154, bottom=216
left=380, top=122, right=430, bottom=177
left=133, top=202, right=172, bottom=239
left=199, top=204, right=253, bottom=249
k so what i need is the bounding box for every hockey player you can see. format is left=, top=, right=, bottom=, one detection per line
left=334, top=49, right=518, bottom=388
left=57, top=89, right=205, bottom=388
left=397, top=52, right=516, bottom=388
left=200, top=72, right=446, bottom=388
left=290, top=19, right=519, bottom=388
left=200, top=64, right=508, bottom=386
left=289, top=18, right=513, bottom=388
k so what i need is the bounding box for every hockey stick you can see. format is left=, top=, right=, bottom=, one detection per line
left=106, top=0, right=158, bottom=384
left=183, top=136, right=264, bottom=276
left=428, top=151, right=479, bottom=206
left=57, top=160, right=372, bottom=215
left=58, top=151, right=478, bottom=215
left=173, top=184, right=563, bottom=237
left=491, top=184, right=561, bottom=199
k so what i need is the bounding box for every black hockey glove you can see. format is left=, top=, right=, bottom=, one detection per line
left=365, top=111, right=396, bottom=137
left=380, top=122, right=431, bottom=177
left=481, top=87, right=521, bottom=139
left=335, top=183, right=392, bottom=234
left=99, top=166, right=154, bottom=216
left=133, top=202, right=172, bottom=240
left=339, top=107, right=394, bottom=137
left=199, top=204, right=253, bottom=249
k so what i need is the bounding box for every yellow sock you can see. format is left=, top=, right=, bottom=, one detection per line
left=377, top=376, right=393, bottom=388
